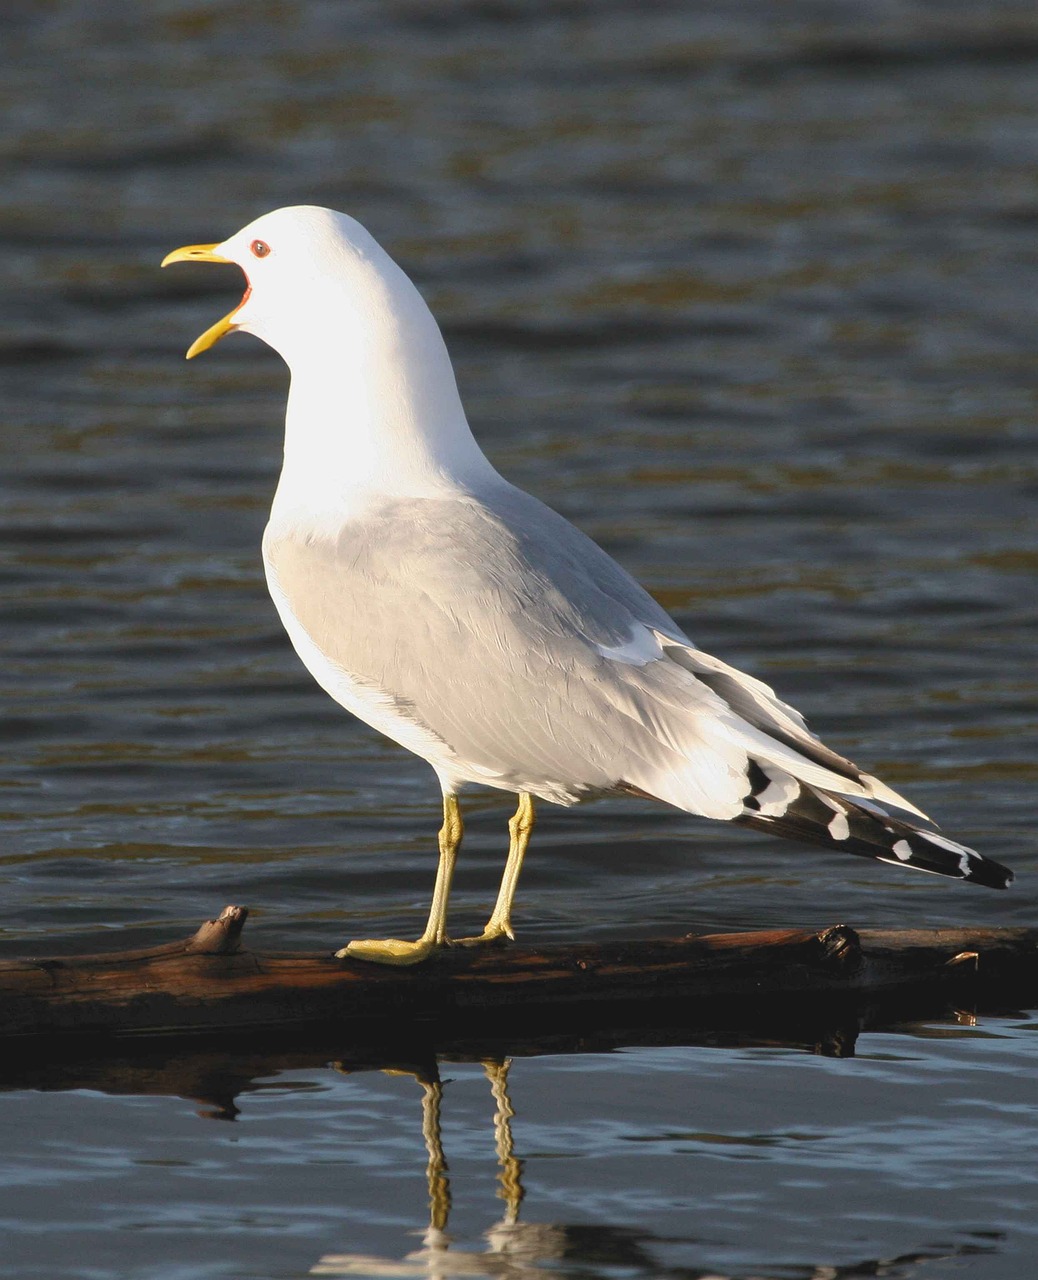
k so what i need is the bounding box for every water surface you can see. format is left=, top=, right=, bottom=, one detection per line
left=0, top=2, right=1036, bottom=1277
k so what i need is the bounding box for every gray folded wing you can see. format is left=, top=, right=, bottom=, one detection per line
left=263, top=482, right=895, bottom=817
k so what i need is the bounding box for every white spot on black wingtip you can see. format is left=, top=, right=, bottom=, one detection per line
left=892, top=838, right=914, bottom=862
left=817, top=794, right=850, bottom=840
left=827, top=811, right=850, bottom=841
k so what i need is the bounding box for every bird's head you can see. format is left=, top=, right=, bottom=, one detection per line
left=161, top=205, right=411, bottom=365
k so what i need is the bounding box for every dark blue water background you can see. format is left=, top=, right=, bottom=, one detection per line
left=0, top=2, right=1036, bottom=1277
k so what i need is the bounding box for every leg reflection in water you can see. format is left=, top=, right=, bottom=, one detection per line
left=418, top=1068, right=450, bottom=1252
left=485, top=1059, right=522, bottom=1231
left=310, top=1057, right=570, bottom=1279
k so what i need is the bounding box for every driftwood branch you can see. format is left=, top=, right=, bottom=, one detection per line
left=1, top=906, right=1035, bottom=1047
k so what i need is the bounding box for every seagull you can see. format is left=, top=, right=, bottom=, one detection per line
left=162, top=206, right=1012, bottom=965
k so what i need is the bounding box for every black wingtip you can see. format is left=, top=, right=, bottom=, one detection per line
left=965, top=858, right=1014, bottom=891
left=736, top=780, right=1015, bottom=891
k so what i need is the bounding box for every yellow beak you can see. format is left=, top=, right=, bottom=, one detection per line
left=160, top=243, right=242, bottom=360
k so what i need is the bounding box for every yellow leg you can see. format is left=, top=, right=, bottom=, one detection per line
left=458, top=793, right=535, bottom=946
left=338, top=793, right=463, bottom=965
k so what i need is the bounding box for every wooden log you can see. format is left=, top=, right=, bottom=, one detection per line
left=0, top=906, right=1035, bottom=1046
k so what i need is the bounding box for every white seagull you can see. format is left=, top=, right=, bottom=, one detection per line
left=162, top=206, right=1012, bottom=965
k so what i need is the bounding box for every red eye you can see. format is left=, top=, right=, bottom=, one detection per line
left=250, top=239, right=270, bottom=258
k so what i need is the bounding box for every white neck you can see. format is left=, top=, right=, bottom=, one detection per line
left=260, top=239, right=499, bottom=528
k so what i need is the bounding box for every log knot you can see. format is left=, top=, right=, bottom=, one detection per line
left=815, top=924, right=862, bottom=975
left=185, top=905, right=248, bottom=955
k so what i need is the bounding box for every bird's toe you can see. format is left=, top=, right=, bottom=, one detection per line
left=336, top=937, right=443, bottom=966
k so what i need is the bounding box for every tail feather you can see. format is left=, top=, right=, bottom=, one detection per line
left=736, top=762, right=1012, bottom=890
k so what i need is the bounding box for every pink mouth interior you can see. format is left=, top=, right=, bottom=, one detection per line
left=231, top=272, right=252, bottom=317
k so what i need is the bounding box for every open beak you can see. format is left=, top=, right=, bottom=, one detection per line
left=161, top=243, right=246, bottom=360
